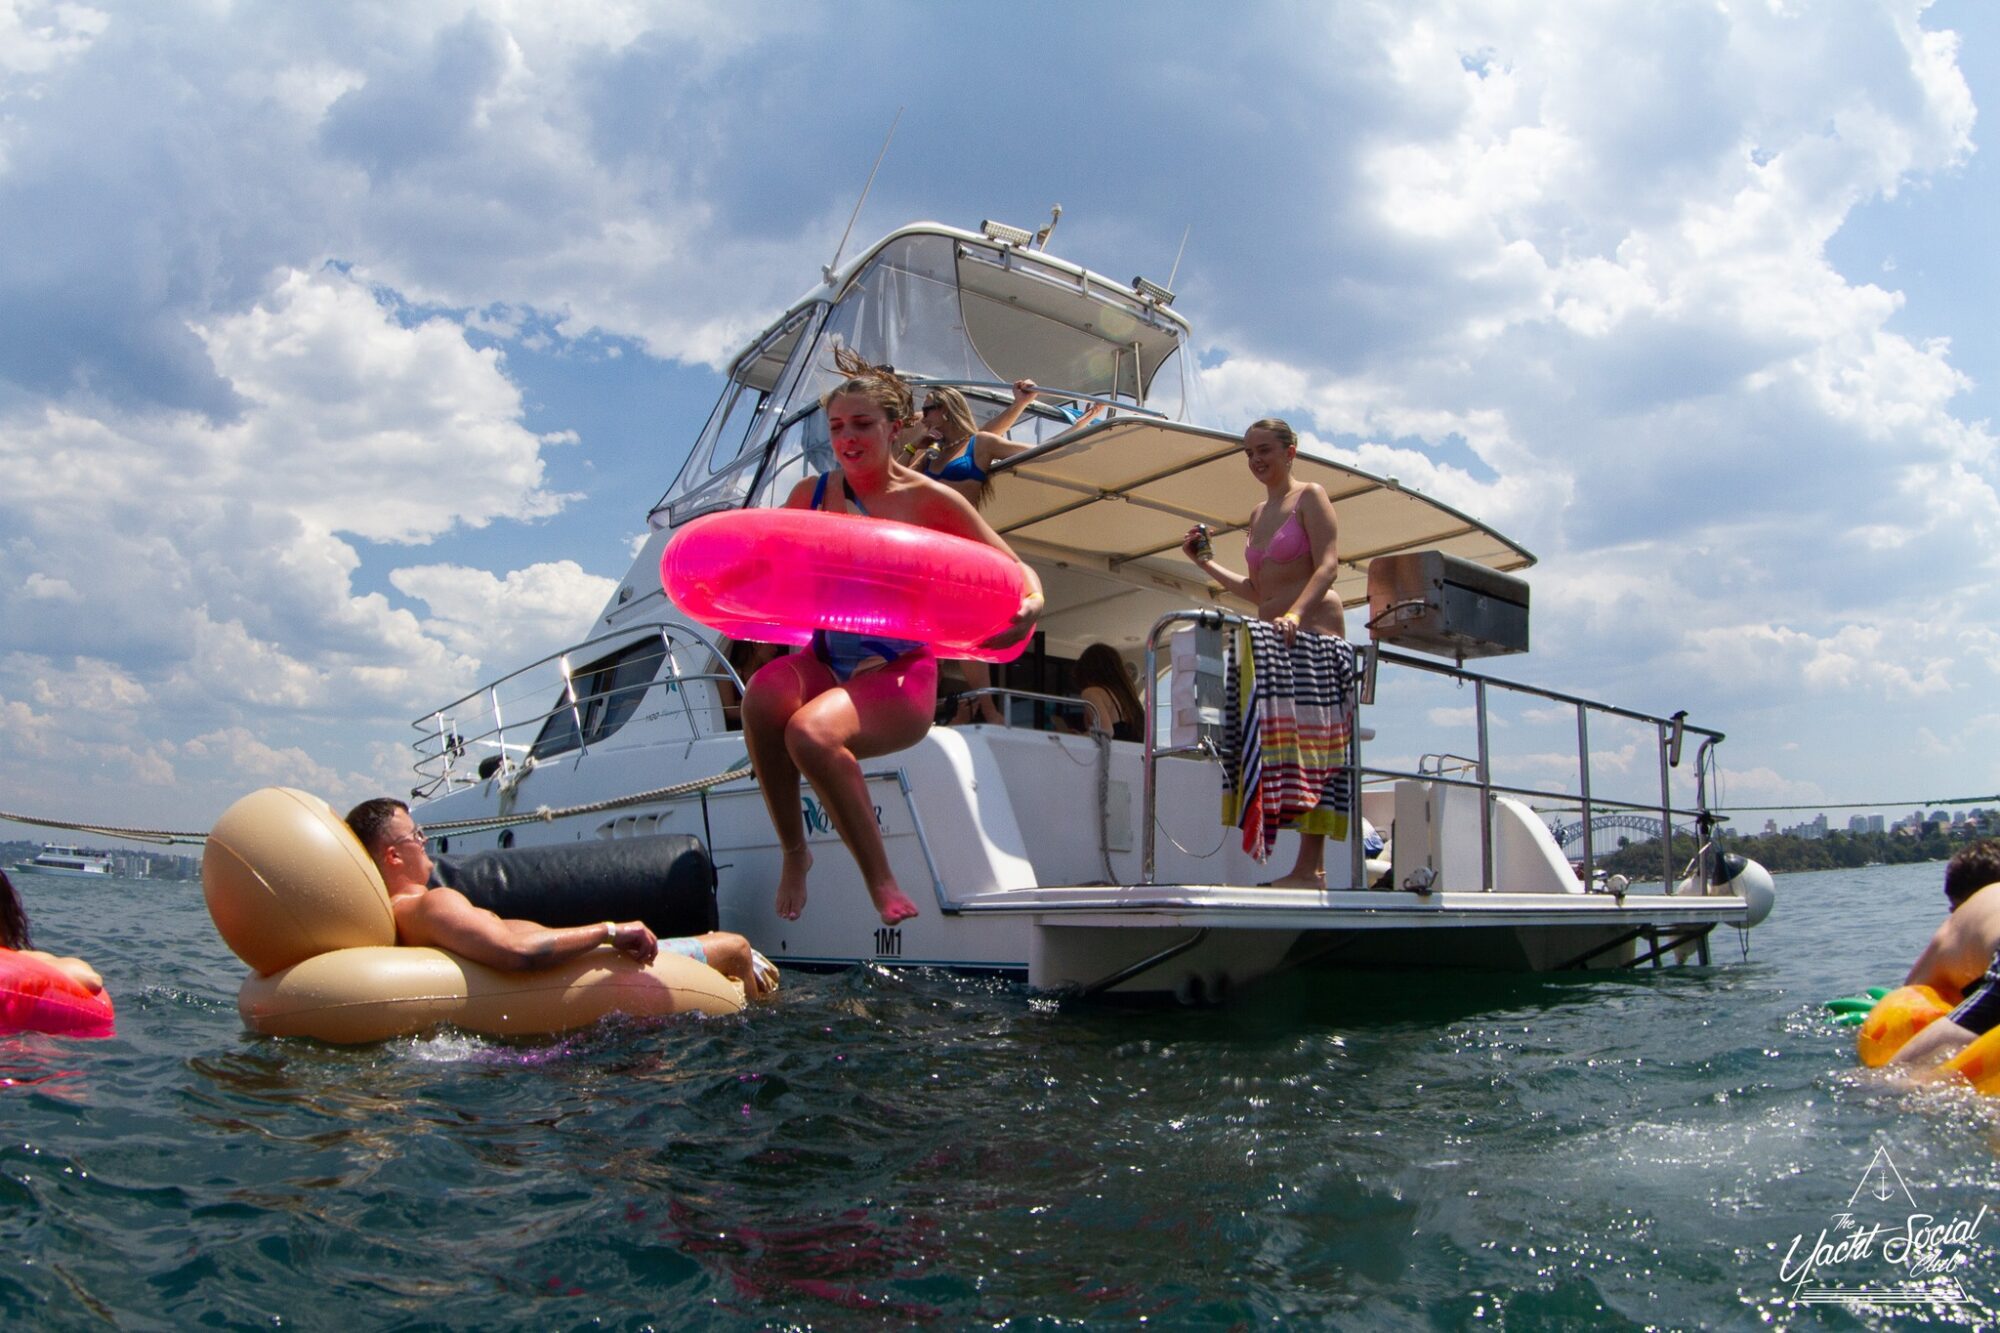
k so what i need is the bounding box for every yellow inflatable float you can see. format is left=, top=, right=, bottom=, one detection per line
left=202, top=787, right=746, bottom=1043
left=1852, top=983, right=2000, bottom=1094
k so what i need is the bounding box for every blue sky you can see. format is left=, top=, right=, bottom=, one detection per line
left=0, top=0, right=1995, bottom=845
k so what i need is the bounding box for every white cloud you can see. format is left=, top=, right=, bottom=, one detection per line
left=0, top=0, right=107, bottom=78
left=18, top=654, right=149, bottom=712
left=390, top=559, right=616, bottom=666
left=193, top=268, right=566, bottom=544
left=182, top=725, right=348, bottom=794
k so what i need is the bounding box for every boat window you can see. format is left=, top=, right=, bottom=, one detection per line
left=750, top=406, right=831, bottom=509
left=527, top=637, right=669, bottom=760
left=702, top=381, right=767, bottom=476
left=707, top=308, right=820, bottom=477
left=654, top=306, right=825, bottom=522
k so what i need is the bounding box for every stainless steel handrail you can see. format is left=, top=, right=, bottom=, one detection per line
left=900, top=376, right=1166, bottom=422
left=944, top=687, right=1105, bottom=733
left=1137, top=610, right=1729, bottom=895
left=409, top=620, right=738, bottom=789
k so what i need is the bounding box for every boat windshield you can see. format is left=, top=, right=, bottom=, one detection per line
left=650, top=228, right=1200, bottom=527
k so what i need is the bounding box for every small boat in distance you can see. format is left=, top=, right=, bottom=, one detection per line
left=13, top=844, right=113, bottom=878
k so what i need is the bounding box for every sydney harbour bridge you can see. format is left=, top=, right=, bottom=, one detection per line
left=1546, top=813, right=1699, bottom=852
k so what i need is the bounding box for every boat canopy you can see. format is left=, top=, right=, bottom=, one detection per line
left=984, top=418, right=1535, bottom=653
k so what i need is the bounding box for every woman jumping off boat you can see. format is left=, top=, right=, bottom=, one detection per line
left=740, top=349, right=1043, bottom=925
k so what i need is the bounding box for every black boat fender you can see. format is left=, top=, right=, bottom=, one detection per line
left=434, top=835, right=719, bottom=941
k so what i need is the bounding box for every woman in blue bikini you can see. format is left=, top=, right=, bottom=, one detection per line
left=903, top=380, right=1093, bottom=724
left=1181, top=417, right=1346, bottom=887
left=741, top=350, right=1043, bottom=925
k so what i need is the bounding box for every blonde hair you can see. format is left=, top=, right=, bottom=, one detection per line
left=821, top=345, right=914, bottom=424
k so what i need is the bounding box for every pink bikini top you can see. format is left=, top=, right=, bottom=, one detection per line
left=1243, top=506, right=1310, bottom=576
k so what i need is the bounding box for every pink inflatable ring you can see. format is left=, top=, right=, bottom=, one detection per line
left=661, top=508, right=1031, bottom=662
left=0, top=948, right=115, bottom=1039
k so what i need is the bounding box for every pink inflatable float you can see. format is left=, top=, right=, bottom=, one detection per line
left=0, top=948, right=115, bottom=1039
left=661, top=508, right=1032, bottom=663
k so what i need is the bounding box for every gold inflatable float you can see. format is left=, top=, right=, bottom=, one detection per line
left=202, top=787, right=746, bottom=1043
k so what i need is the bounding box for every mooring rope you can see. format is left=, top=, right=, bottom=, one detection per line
left=0, top=762, right=758, bottom=848
left=0, top=811, right=210, bottom=846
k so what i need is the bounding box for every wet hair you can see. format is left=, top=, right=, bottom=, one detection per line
left=345, top=797, right=410, bottom=858
left=0, top=868, right=28, bottom=950
left=1246, top=417, right=1299, bottom=451
left=821, top=345, right=914, bottom=426
left=1075, top=644, right=1143, bottom=731
left=1945, top=839, right=2000, bottom=908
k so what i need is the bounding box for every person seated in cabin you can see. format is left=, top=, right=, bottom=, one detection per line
left=1068, top=643, right=1144, bottom=742
left=719, top=640, right=790, bottom=731
left=1888, top=840, right=2000, bottom=1068
left=0, top=868, right=104, bottom=994
left=344, top=798, right=776, bottom=996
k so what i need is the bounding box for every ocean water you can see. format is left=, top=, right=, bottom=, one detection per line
left=4, top=860, right=1998, bottom=1329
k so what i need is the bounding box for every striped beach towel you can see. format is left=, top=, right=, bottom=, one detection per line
left=1222, top=622, right=1358, bottom=861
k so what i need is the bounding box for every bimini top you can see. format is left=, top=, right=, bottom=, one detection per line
left=983, top=418, right=1534, bottom=651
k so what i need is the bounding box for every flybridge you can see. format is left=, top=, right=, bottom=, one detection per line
left=649, top=224, right=1200, bottom=531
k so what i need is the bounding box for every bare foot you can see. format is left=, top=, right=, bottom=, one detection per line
left=775, top=846, right=812, bottom=920
left=869, top=881, right=920, bottom=925
left=1270, top=871, right=1326, bottom=889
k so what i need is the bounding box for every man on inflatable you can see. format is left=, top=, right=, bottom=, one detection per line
left=345, top=799, right=775, bottom=997
left=1891, top=840, right=2000, bottom=1068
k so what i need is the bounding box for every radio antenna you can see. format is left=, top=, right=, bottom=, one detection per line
left=1165, top=224, right=1192, bottom=290
left=825, top=108, right=903, bottom=285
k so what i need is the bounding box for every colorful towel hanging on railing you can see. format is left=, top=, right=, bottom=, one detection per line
left=1222, top=622, right=1357, bottom=860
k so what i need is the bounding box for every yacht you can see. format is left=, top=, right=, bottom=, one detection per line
left=14, top=844, right=113, bottom=878
left=402, top=220, right=1772, bottom=999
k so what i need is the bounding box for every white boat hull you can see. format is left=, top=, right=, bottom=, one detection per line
left=414, top=724, right=1750, bottom=998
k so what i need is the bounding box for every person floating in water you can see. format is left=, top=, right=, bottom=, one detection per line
left=0, top=867, right=104, bottom=995
left=344, top=798, right=776, bottom=997
left=1890, top=839, right=2000, bottom=1069
left=739, top=349, right=1042, bottom=925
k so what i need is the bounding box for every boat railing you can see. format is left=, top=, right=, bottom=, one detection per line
left=408, top=620, right=740, bottom=797
left=1139, top=609, right=1727, bottom=895
left=944, top=686, right=1104, bottom=734
left=903, top=376, right=1166, bottom=430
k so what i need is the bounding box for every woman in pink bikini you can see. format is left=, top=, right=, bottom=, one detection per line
left=741, top=349, right=1044, bottom=926
left=1180, top=417, right=1345, bottom=886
